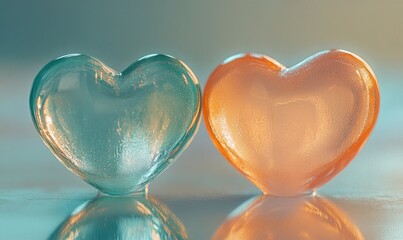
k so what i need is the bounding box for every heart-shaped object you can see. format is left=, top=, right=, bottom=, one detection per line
left=30, top=54, right=201, bottom=195
left=204, top=50, right=379, bottom=196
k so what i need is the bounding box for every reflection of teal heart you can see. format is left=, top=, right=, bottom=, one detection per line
left=48, top=197, right=188, bottom=240
left=30, top=54, right=201, bottom=195
left=49, top=196, right=188, bottom=239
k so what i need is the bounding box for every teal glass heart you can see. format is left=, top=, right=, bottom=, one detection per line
left=30, top=54, right=201, bottom=195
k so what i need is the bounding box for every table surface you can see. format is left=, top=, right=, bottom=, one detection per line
left=1, top=2, right=403, bottom=238
left=1, top=190, right=402, bottom=240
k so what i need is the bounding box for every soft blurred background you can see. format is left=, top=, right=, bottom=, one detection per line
left=1, top=1, right=403, bottom=239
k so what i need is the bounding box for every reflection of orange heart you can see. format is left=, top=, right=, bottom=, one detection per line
left=204, top=50, right=379, bottom=196
left=212, top=196, right=364, bottom=240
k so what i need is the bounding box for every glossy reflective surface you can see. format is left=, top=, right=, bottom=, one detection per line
left=204, top=50, right=380, bottom=196
left=2, top=190, right=403, bottom=240
left=212, top=195, right=363, bottom=240
left=49, top=195, right=188, bottom=240
left=2, top=1, right=403, bottom=239
left=30, top=54, right=201, bottom=195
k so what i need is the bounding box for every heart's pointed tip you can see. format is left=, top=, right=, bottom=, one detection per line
left=259, top=190, right=316, bottom=199
left=95, top=184, right=149, bottom=197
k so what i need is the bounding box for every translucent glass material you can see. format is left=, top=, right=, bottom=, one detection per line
left=204, top=50, right=380, bottom=196
left=30, top=54, right=201, bottom=195
left=212, top=195, right=363, bottom=240
left=49, top=195, right=188, bottom=240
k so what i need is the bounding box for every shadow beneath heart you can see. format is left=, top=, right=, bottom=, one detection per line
left=48, top=194, right=188, bottom=240
left=212, top=194, right=364, bottom=240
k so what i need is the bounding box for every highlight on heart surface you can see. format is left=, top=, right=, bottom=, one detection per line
left=30, top=54, right=202, bottom=196
left=203, top=50, right=380, bottom=197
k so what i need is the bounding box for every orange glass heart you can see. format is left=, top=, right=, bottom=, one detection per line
left=203, top=50, right=380, bottom=196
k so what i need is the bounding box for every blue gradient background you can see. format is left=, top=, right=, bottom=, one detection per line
left=1, top=1, right=403, bottom=239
